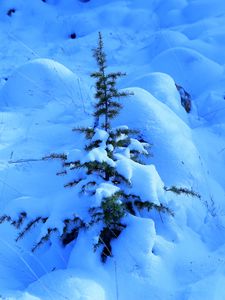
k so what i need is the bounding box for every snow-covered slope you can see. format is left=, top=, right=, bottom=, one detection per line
left=0, top=0, right=225, bottom=299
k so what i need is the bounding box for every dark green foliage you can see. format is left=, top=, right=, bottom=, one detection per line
left=11, top=212, right=27, bottom=228
left=43, top=153, right=67, bottom=161
left=164, top=186, right=200, bottom=198
left=89, top=189, right=172, bottom=261
left=134, top=200, right=174, bottom=216
left=124, top=201, right=136, bottom=215
left=0, top=211, right=86, bottom=251
left=0, top=211, right=27, bottom=229
left=16, top=216, right=48, bottom=241
left=94, top=226, right=125, bottom=262
left=61, top=217, right=86, bottom=246
left=89, top=191, right=173, bottom=225
left=101, top=196, right=125, bottom=226
left=64, top=178, right=82, bottom=188
left=72, top=127, right=95, bottom=139
left=90, top=192, right=126, bottom=228
left=32, top=227, right=58, bottom=252
left=85, top=139, right=102, bottom=151
left=91, top=32, right=133, bottom=131
left=64, top=157, right=130, bottom=184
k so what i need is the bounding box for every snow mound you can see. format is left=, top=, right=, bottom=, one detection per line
left=110, top=216, right=175, bottom=299
left=114, top=87, right=203, bottom=187
left=5, top=292, right=40, bottom=300
left=183, top=0, right=225, bottom=23
left=115, top=157, right=164, bottom=205
left=196, top=90, right=225, bottom=124
left=113, top=216, right=156, bottom=269
left=0, top=58, right=91, bottom=111
left=151, top=47, right=223, bottom=96
left=130, top=72, right=188, bottom=121
left=25, top=269, right=106, bottom=300
left=146, top=30, right=189, bottom=60
left=185, top=272, right=225, bottom=300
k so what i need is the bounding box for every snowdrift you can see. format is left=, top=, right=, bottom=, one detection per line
left=0, top=58, right=91, bottom=112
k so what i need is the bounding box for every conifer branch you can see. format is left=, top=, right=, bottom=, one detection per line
left=32, top=228, right=58, bottom=252
left=0, top=215, right=12, bottom=224
left=11, top=212, right=27, bottom=229
left=164, top=186, right=200, bottom=198
left=72, top=127, right=94, bottom=139
left=61, top=216, right=86, bottom=246
left=0, top=212, right=27, bottom=229
left=64, top=179, right=82, bottom=188
left=43, top=153, right=67, bottom=161
left=16, top=216, right=48, bottom=241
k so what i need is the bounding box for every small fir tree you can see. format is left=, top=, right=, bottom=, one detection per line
left=0, top=32, right=176, bottom=262
left=91, top=32, right=132, bottom=132
left=57, top=32, right=172, bottom=261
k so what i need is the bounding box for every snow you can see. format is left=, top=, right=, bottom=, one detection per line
left=95, top=183, right=120, bottom=203
left=26, top=269, right=106, bottom=300
left=114, top=87, right=203, bottom=188
left=92, top=129, right=109, bottom=143
left=129, top=72, right=188, bottom=121
left=151, top=47, right=223, bottom=97
left=0, top=58, right=92, bottom=117
left=84, top=147, right=115, bottom=166
left=0, top=0, right=225, bottom=299
left=128, top=138, right=148, bottom=154
left=115, top=156, right=164, bottom=205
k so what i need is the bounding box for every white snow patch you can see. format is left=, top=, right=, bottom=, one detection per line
left=95, top=182, right=120, bottom=203
left=26, top=269, right=106, bottom=300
